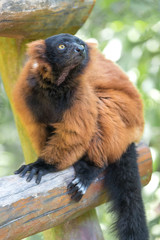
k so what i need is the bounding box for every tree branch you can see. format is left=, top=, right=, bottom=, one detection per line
left=0, top=143, right=152, bottom=240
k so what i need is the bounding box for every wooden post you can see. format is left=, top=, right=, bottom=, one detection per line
left=0, top=38, right=36, bottom=164
left=0, top=1, right=105, bottom=240
left=43, top=210, right=105, bottom=240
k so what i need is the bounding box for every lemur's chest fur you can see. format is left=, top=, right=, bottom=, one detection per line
left=25, top=84, right=76, bottom=125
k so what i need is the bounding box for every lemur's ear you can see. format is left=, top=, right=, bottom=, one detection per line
left=27, top=40, right=46, bottom=59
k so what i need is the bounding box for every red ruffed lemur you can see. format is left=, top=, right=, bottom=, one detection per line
left=13, top=33, right=149, bottom=240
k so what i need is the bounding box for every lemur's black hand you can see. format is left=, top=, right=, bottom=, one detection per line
left=14, top=158, right=56, bottom=184
left=67, top=156, right=105, bottom=202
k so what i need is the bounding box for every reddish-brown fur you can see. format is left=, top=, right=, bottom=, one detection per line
left=13, top=40, right=144, bottom=169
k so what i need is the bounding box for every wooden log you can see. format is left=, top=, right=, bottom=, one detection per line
left=0, top=143, right=152, bottom=240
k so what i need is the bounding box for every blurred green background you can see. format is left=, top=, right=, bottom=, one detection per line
left=0, top=0, right=160, bottom=239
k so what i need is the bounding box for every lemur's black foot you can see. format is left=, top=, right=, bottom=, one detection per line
left=68, top=156, right=105, bottom=202
left=68, top=175, right=90, bottom=202
left=14, top=158, right=56, bottom=184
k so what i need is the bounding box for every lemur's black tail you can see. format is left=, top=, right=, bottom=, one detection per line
left=104, top=143, right=149, bottom=240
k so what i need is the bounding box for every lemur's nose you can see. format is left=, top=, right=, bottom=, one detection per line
left=74, top=44, right=85, bottom=55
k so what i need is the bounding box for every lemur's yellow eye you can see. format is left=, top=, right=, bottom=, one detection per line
left=58, top=44, right=65, bottom=49
left=80, top=45, right=84, bottom=48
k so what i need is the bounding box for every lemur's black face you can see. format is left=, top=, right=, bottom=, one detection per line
left=45, top=34, right=88, bottom=70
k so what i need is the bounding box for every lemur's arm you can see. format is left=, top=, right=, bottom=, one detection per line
left=13, top=73, right=47, bottom=154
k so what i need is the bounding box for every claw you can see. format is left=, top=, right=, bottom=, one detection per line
left=19, top=165, right=31, bottom=177
left=67, top=178, right=80, bottom=194
left=67, top=182, right=74, bottom=190
left=71, top=191, right=83, bottom=202
left=72, top=178, right=80, bottom=185
left=78, top=185, right=87, bottom=195
left=14, top=165, right=26, bottom=174
left=26, top=168, right=37, bottom=182
left=68, top=185, right=78, bottom=195
left=36, top=170, right=44, bottom=184
left=76, top=182, right=82, bottom=189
